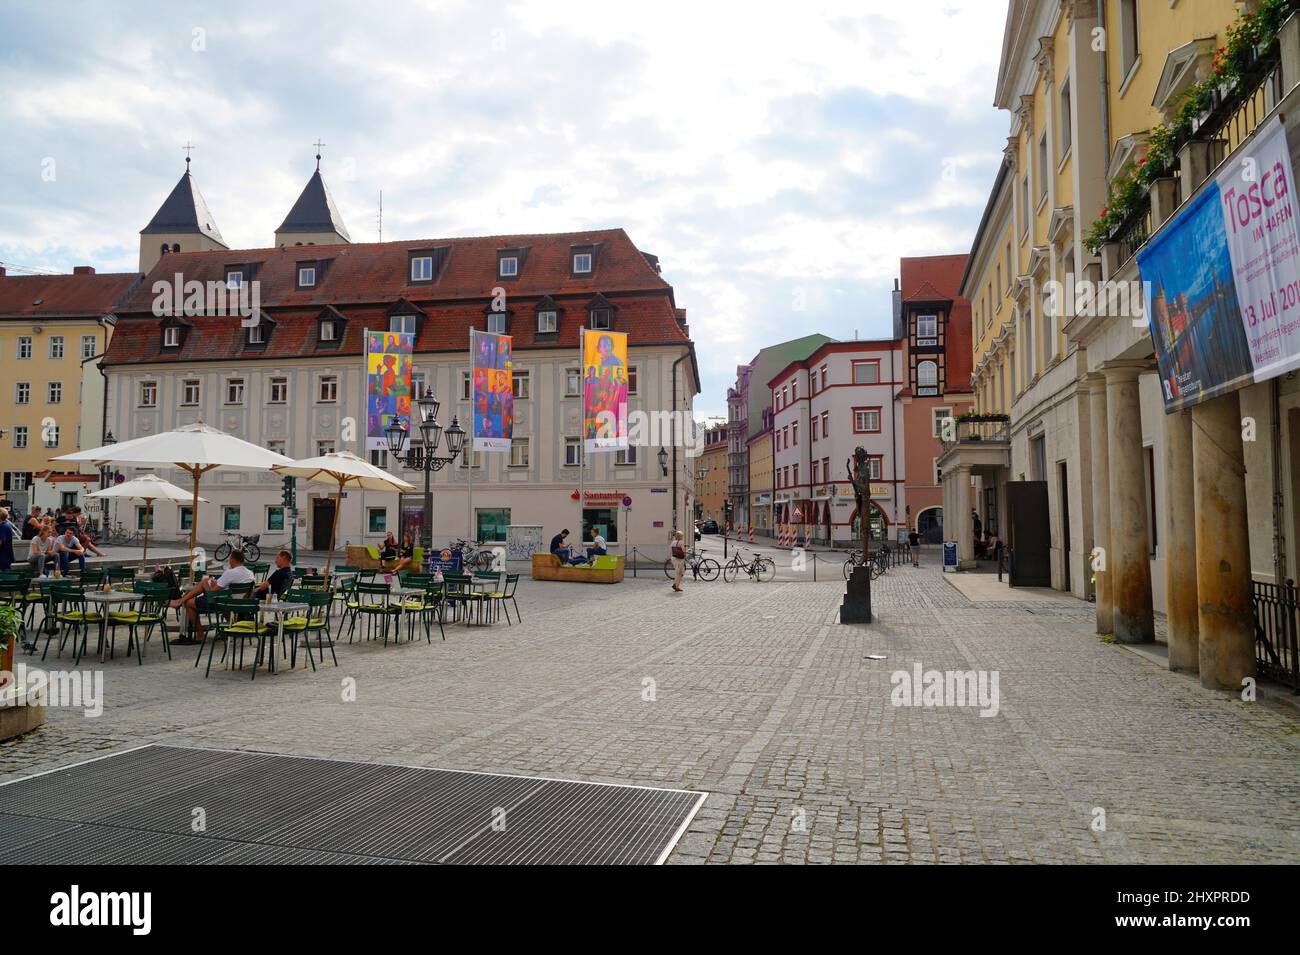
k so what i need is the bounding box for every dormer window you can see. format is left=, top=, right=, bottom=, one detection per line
left=407, top=246, right=449, bottom=285
left=225, top=270, right=244, bottom=289
left=390, top=314, right=417, bottom=336
left=499, top=256, right=518, bottom=277
left=163, top=326, right=181, bottom=348
left=298, top=266, right=317, bottom=288
left=410, top=256, right=433, bottom=282
left=917, top=314, right=938, bottom=338
left=588, top=308, right=611, bottom=330
left=320, top=320, right=337, bottom=342
left=537, top=310, right=557, bottom=334
left=486, top=311, right=508, bottom=335
left=573, top=252, right=593, bottom=274
left=248, top=324, right=265, bottom=345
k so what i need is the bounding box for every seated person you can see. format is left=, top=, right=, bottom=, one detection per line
left=253, top=550, right=294, bottom=599
left=378, top=532, right=400, bottom=570
left=27, top=527, right=57, bottom=577
left=168, top=549, right=256, bottom=644
left=392, top=534, right=417, bottom=573
left=55, top=527, right=86, bottom=575
left=549, top=529, right=570, bottom=559
left=586, top=532, right=607, bottom=562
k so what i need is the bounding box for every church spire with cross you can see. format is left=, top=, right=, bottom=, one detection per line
left=275, top=141, right=351, bottom=247
left=138, top=142, right=228, bottom=273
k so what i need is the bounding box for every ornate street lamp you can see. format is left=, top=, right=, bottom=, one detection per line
left=386, top=388, right=465, bottom=550
left=657, top=446, right=668, bottom=476
left=99, top=430, right=117, bottom=532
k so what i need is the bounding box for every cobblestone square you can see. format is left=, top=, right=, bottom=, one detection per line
left=4, top=561, right=1296, bottom=864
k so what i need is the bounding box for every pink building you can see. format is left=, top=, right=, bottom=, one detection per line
left=769, top=340, right=906, bottom=546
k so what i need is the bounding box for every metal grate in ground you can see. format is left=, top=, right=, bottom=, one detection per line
left=0, top=745, right=706, bottom=865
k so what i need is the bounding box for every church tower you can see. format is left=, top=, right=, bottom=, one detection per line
left=138, top=154, right=228, bottom=274
left=275, top=149, right=351, bottom=247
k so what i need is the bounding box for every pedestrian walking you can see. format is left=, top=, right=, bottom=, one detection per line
left=670, top=530, right=686, bottom=592
left=909, top=528, right=920, bottom=567
left=0, top=508, right=15, bottom=571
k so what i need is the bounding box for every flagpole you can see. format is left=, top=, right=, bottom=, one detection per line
left=579, top=326, right=586, bottom=550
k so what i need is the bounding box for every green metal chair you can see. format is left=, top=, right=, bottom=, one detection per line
left=201, top=595, right=276, bottom=679
left=346, top=582, right=401, bottom=645
left=79, top=568, right=106, bottom=588
left=442, top=573, right=476, bottom=623
left=475, top=572, right=521, bottom=625
left=42, top=582, right=101, bottom=664
left=416, top=578, right=447, bottom=642
left=282, top=589, right=336, bottom=670
left=106, top=582, right=172, bottom=664
left=106, top=567, right=136, bottom=586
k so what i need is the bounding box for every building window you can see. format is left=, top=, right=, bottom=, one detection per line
left=588, top=307, right=611, bottom=330
left=932, top=407, right=953, bottom=439
left=247, top=323, right=266, bottom=345
left=792, top=421, right=798, bottom=445
left=222, top=506, right=240, bottom=531
left=367, top=508, right=387, bottom=534
left=48, top=336, right=64, bottom=359
left=225, top=270, right=244, bottom=289
left=616, top=446, right=637, bottom=466
left=512, top=370, right=530, bottom=399
left=852, top=360, right=880, bottom=385
left=510, top=437, right=529, bottom=467
left=267, top=440, right=287, bottom=456
left=537, top=310, right=557, bottom=333
left=867, top=456, right=883, bottom=480
left=317, top=440, right=336, bottom=456
left=389, top=314, right=417, bottom=336
left=564, top=368, right=581, bottom=397
left=318, top=376, right=338, bottom=402
left=810, top=368, right=819, bottom=392
left=1021, top=175, right=1030, bottom=236
left=17, top=336, right=32, bottom=359
left=163, top=326, right=181, bottom=348
left=14, top=382, right=30, bottom=404
left=1059, top=79, right=1072, bottom=154
left=581, top=507, right=618, bottom=544
left=13, top=426, right=28, bottom=448
left=791, top=378, right=798, bottom=401
left=81, top=335, right=97, bottom=359
left=917, top=360, right=938, bottom=389
left=460, top=371, right=471, bottom=400
left=476, top=508, right=511, bottom=543
left=4, top=471, right=29, bottom=491
left=47, top=381, right=62, bottom=404
left=225, top=378, right=244, bottom=404
left=627, top=366, right=638, bottom=395
left=266, top=506, right=285, bottom=532
left=177, top=506, right=192, bottom=531
left=138, top=381, right=157, bottom=407
left=369, top=449, right=388, bottom=468
left=917, top=314, right=938, bottom=339
left=573, top=252, right=592, bottom=274
left=820, top=410, right=828, bottom=438
left=498, top=256, right=518, bottom=278
left=811, top=460, right=820, bottom=485
left=319, top=319, right=337, bottom=341
left=298, top=266, right=317, bottom=288
left=1119, top=0, right=1139, bottom=79
left=410, top=256, right=433, bottom=282
left=486, top=311, right=507, bottom=334
left=853, top=408, right=881, bottom=433
left=269, top=377, right=288, bottom=403
left=1037, top=132, right=1048, bottom=200
left=564, top=437, right=581, bottom=467
left=460, top=449, right=483, bottom=469
left=182, top=379, right=201, bottom=405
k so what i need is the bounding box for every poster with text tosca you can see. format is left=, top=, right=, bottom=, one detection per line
left=365, top=330, right=413, bottom=451
left=1138, top=116, right=1300, bottom=413
left=471, top=328, right=513, bottom=452
left=582, top=329, right=629, bottom=452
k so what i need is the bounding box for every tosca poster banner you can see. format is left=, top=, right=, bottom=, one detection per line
left=1139, top=115, right=1300, bottom=413
left=582, top=329, right=630, bottom=452
left=471, top=328, right=513, bottom=452
left=365, top=330, right=413, bottom=451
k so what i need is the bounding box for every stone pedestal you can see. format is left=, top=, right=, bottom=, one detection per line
left=839, top=564, right=873, bottom=624
left=1164, top=408, right=1199, bottom=673
left=1103, top=362, right=1154, bottom=643
left=1084, top=376, right=1112, bottom=634
left=1191, top=393, right=1256, bottom=691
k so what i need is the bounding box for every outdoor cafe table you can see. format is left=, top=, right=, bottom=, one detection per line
left=251, top=600, right=308, bottom=675
left=389, top=586, right=427, bottom=642
left=83, top=590, right=142, bottom=664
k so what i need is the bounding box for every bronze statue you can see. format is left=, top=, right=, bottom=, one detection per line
left=846, top=447, right=872, bottom=553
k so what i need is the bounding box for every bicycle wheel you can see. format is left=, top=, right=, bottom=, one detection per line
left=213, top=541, right=231, bottom=562
left=244, top=542, right=261, bottom=562
left=698, top=558, right=721, bottom=581
left=723, top=559, right=741, bottom=583
left=869, top=558, right=884, bottom=580
left=843, top=558, right=856, bottom=580
left=664, top=558, right=676, bottom=579
left=755, top=558, right=776, bottom=582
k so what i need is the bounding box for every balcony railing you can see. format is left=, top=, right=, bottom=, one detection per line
left=1114, top=193, right=1152, bottom=269
left=1254, top=578, right=1299, bottom=691
left=939, top=416, right=1010, bottom=452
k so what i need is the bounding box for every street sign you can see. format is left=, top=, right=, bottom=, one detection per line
left=942, top=541, right=958, bottom=572
left=622, top=495, right=632, bottom=507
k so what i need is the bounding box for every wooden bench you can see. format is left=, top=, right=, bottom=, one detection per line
left=530, top=553, right=624, bottom=583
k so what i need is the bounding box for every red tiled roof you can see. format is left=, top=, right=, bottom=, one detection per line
left=106, top=228, right=689, bottom=364
left=0, top=271, right=140, bottom=319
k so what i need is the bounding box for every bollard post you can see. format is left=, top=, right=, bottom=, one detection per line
left=812, top=552, right=817, bottom=582
left=632, top=547, right=638, bottom=578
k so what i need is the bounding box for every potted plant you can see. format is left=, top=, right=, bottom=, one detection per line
left=0, top=604, right=22, bottom=690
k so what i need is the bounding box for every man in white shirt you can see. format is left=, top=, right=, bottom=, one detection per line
left=168, top=549, right=256, bottom=644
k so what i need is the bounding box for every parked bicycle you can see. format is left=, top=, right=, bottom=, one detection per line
left=723, top=548, right=775, bottom=583
left=213, top=532, right=261, bottom=562
left=843, top=547, right=888, bottom=580
left=104, top=522, right=143, bottom=546
left=449, top=538, right=496, bottom=572
left=663, top=549, right=721, bottom=582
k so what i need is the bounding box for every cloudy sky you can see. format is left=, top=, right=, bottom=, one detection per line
left=0, top=0, right=1008, bottom=418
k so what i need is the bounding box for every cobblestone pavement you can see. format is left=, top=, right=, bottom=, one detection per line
left=3, top=564, right=1297, bottom=864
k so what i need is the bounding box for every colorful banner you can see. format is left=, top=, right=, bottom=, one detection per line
left=1139, top=116, right=1300, bottom=412
left=582, top=329, right=629, bottom=452
left=365, top=330, right=413, bottom=451
left=471, top=328, right=513, bottom=451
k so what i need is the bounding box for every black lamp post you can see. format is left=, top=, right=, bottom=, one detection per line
left=99, top=430, right=116, bottom=531
left=657, top=446, right=668, bottom=476
left=384, top=387, right=465, bottom=551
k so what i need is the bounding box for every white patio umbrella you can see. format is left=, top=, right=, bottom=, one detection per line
left=271, top=451, right=414, bottom=577
left=88, top=475, right=208, bottom=569
left=54, top=423, right=292, bottom=580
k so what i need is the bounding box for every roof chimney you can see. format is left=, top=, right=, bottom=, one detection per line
left=73, top=266, right=95, bottom=275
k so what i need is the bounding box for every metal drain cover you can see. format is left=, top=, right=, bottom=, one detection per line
left=0, top=745, right=706, bottom=865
